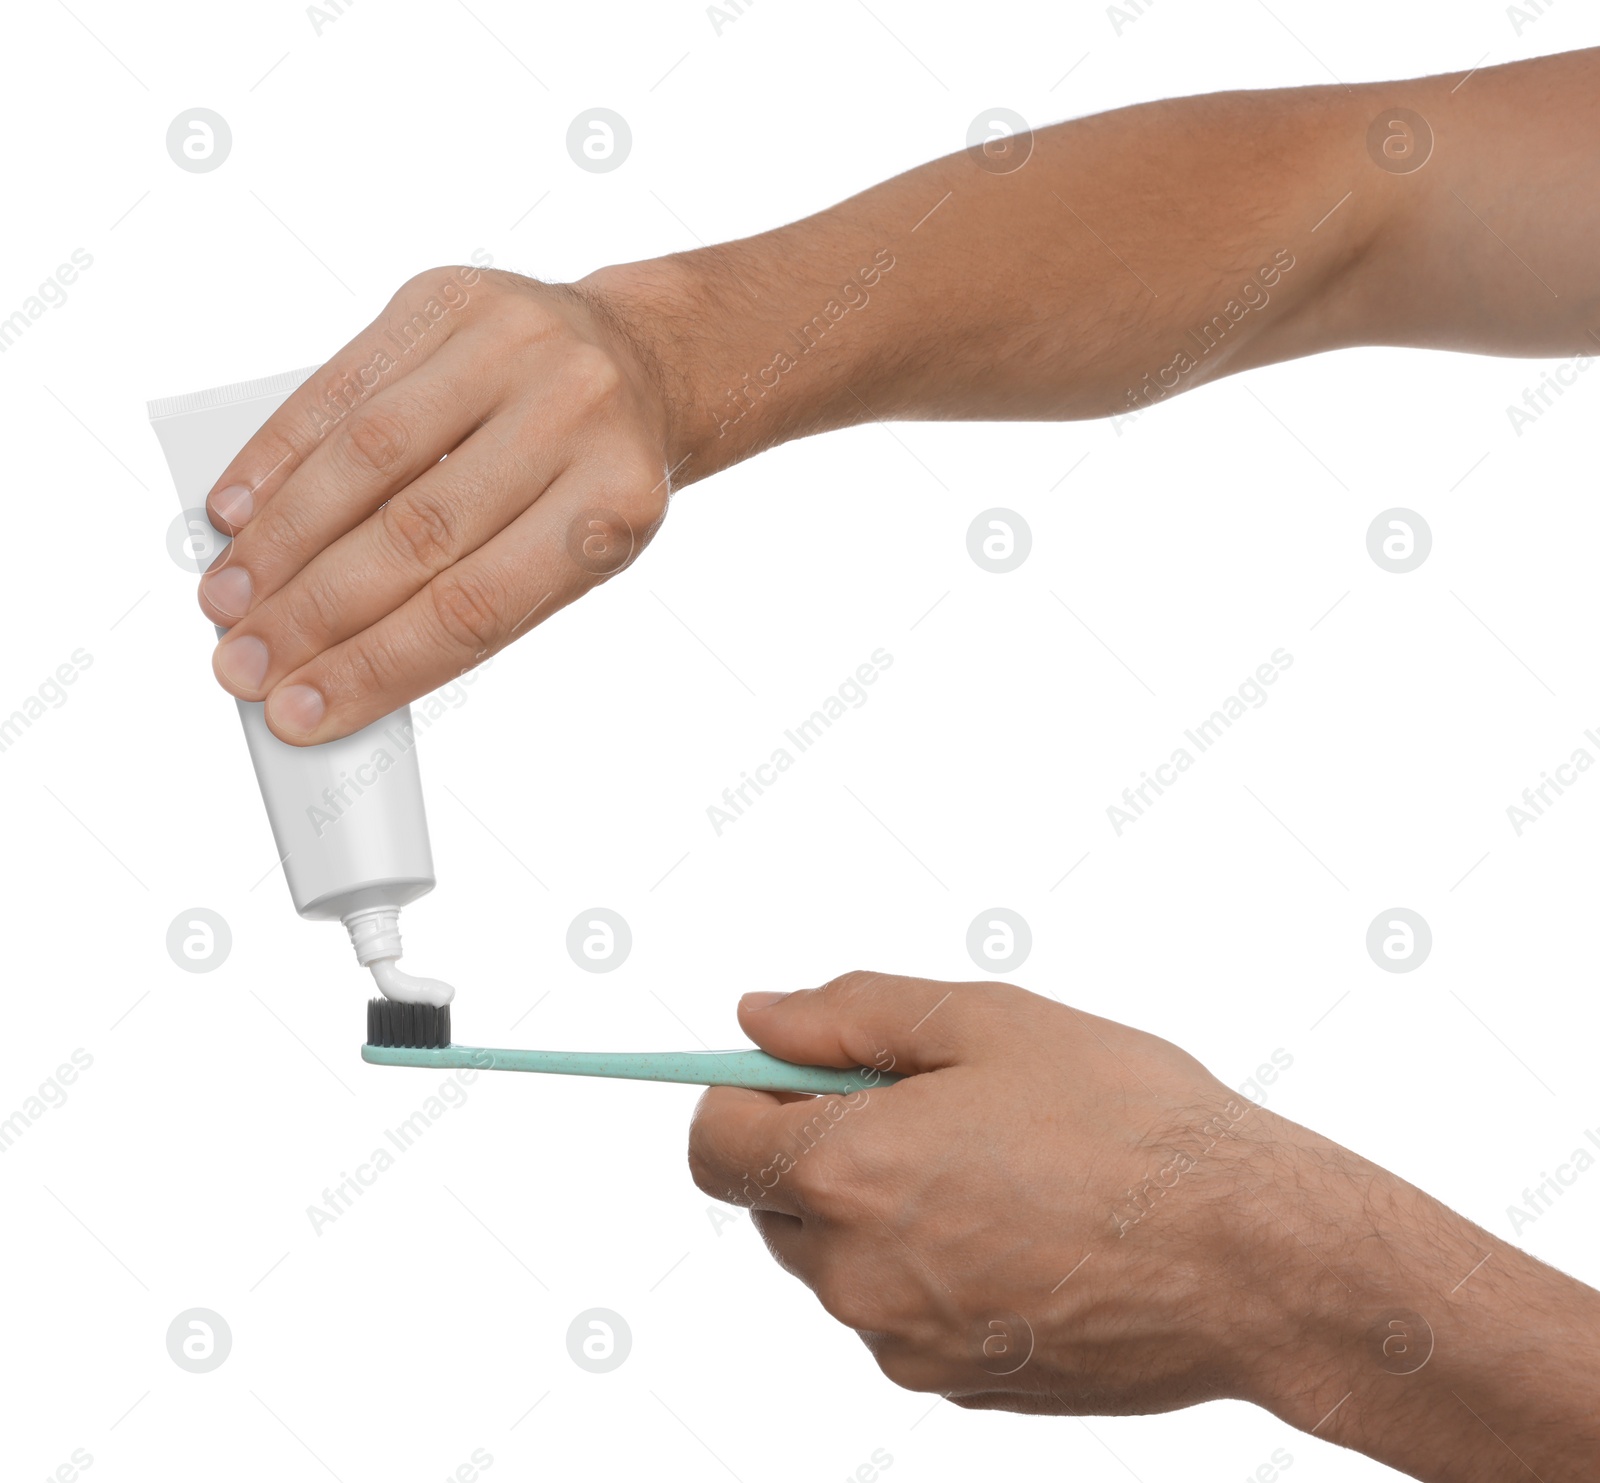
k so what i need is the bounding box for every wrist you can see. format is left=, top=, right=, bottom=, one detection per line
left=577, top=253, right=719, bottom=481
left=578, top=247, right=787, bottom=486
left=1235, top=1119, right=1600, bottom=1478
left=581, top=216, right=906, bottom=486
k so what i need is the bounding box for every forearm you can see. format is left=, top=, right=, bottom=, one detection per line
left=590, top=49, right=1600, bottom=484
left=1252, top=1121, right=1600, bottom=1480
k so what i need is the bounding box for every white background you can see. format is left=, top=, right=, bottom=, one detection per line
left=2, top=1, right=1597, bottom=1479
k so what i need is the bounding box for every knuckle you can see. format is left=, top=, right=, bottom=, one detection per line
left=342, top=407, right=411, bottom=476
left=394, top=270, right=431, bottom=303
left=685, top=1091, right=755, bottom=1202
left=249, top=497, right=318, bottom=572
left=972, top=979, right=1024, bottom=1017
left=685, top=1147, right=718, bottom=1198
left=387, top=267, right=477, bottom=346
left=294, top=569, right=344, bottom=636
left=875, top=1350, right=939, bottom=1393
left=815, top=1278, right=878, bottom=1333
left=428, top=568, right=505, bottom=653
left=398, top=265, right=461, bottom=304
left=261, top=581, right=335, bottom=667
left=564, top=493, right=653, bottom=580
left=564, top=343, right=624, bottom=412
left=381, top=490, right=458, bottom=572
left=619, top=461, right=670, bottom=532
left=686, top=1147, right=743, bottom=1204
left=332, top=629, right=410, bottom=705
left=832, top=969, right=879, bottom=993
left=637, top=484, right=669, bottom=533
left=789, top=1140, right=857, bottom=1217
left=825, top=968, right=893, bottom=1005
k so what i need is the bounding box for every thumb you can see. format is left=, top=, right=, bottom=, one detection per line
left=738, top=970, right=986, bottom=1077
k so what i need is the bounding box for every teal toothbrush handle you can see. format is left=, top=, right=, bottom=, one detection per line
left=362, top=1042, right=897, bottom=1095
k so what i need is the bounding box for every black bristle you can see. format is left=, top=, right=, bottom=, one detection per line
left=367, top=997, right=451, bottom=1048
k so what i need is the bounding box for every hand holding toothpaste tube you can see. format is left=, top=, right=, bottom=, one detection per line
left=205, top=53, right=1600, bottom=744
left=200, top=266, right=677, bottom=743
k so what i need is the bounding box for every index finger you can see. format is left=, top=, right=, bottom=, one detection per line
left=689, top=1086, right=817, bottom=1217
left=203, top=265, right=482, bottom=533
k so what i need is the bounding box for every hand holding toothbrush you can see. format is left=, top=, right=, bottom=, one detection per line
left=689, top=971, right=1600, bottom=1478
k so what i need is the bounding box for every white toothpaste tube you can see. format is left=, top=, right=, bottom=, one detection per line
left=149, top=368, right=452, bottom=1006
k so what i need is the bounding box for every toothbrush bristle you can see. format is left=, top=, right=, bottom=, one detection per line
left=366, top=998, right=451, bottom=1049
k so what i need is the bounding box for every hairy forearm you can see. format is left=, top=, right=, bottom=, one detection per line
left=590, top=48, right=1600, bottom=484
left=1251, top=1121, right=1600, bottom=1481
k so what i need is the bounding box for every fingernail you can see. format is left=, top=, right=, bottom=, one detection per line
left=214, top=635, right=269, bottom=693
left=268, top=683, right=326, bottom=736
left=200, top=565, right=252, bottom=618
left=741, top=991, right=790, bottom=1011
left=213, top=484, right=253, bottom=526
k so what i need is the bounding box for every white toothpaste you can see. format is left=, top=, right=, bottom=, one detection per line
left=149, top=368, right=452, bottom=1006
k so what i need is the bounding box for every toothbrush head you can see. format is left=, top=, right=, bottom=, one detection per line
left=366, top=997, right=452, bottom=1050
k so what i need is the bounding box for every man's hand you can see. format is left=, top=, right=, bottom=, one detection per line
left=199, top=267, right=676, bottom=744
left=690, top=973, right=1600, bottom=1478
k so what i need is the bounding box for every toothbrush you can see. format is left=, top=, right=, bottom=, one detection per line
left=361, top=1000, right=899, bottom=1096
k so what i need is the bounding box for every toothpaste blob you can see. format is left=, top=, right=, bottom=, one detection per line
left=149, top=368, right=453, bottom=1008
left=346, top=907, right=455, bottom=1006
left=369, top=961, right=456, bottom=1005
